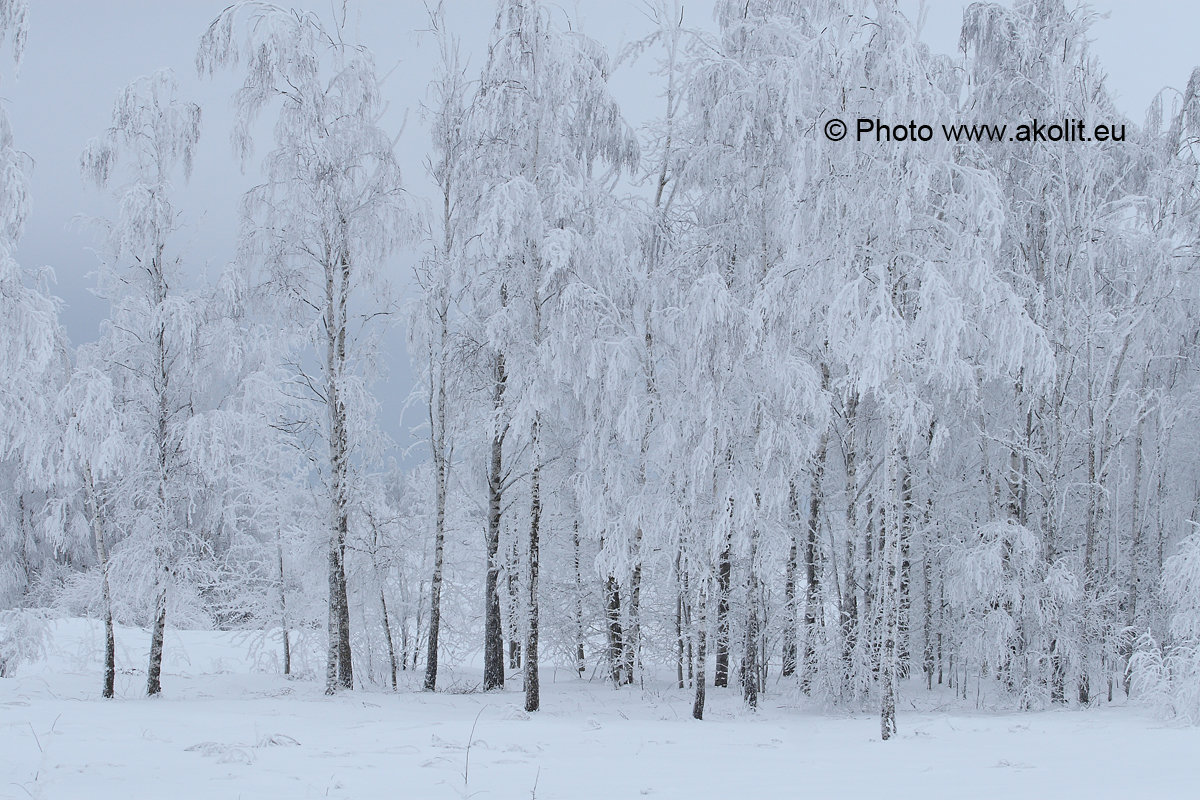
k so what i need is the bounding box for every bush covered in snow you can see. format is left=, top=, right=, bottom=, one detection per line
left=0, top=607, right=49, bottom=677
left=1131, top=531, right=1200, bottom=723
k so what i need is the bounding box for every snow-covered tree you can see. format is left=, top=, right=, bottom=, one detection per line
left=38, top=367, right=128, bottom=696
left=456, top=0, right=638, bottom=711
left=198, top=1, right=415, bottom=694
left=413, top=2, right=471, bottom=693
left=1131, top=529, right=1200, bottom=722
left=79, top=68, right=204, bottom=696
left=959, top=0, right=1196, bottom=706
left=0, top=0, right=68, bottom=614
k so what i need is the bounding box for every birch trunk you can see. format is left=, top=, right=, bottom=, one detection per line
left=85, top=468, right=116, bottom=699
left=692, top=584, right=708, bottom=721
left=714, top=527, right=732, bottom=688
left=782, top=481, right=800, bottom=678
left=605, top=572, right=624, bottom=685
left=483, top=348, right=507, bottom=691
left=277, top=532, right=291, bottom=677
left=841, top=392, right=860, bottom=689
left=742, top=534, right=761, bottom=709
left=423, top=289, right=450, bottom=692
left=802, top=401, right=830, bottom=692
left=324, top=547, right=341, bottom=695
left=1123, top=413, right=1145, bottom=693
left=524, top=414, right=542, bottom=713
left=675, top=548, right=687, bottom=688
left=898, top=454, right=913, bottom=679
left=422, top=453, right=447, bottom=690
left=381, top=590, right=398, bottom=690
left=507, top=536, right=522, bottom=671
left=147, top=250, right=170, bottom=698
left=623, top=528, right=643, bottom=686
left=574, top=521, right=586, bottom=677
left=880, top=419, right=902, bottom=741
left=323, top=248, right=354, bottom=693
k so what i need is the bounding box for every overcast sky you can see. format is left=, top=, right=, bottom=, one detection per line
left=2, top=0, right=1193, bottom=443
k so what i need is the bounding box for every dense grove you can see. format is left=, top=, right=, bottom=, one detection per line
left=5, top=0, right=1200, bottom=736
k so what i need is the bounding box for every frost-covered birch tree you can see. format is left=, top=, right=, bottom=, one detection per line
left=0, top=0, right=69, bottom=615
left=461, top=0, right=637, bottom=711
left=80, top=69, right=203, bottom=696
left=958, top=0, right=1189, bottom=706
left=198, top=1, right=414, bottom=694
left=413, top=2, right=471, bottom=694
left=38, top=367, right=128, bottom=697
left=560, top=0, right=697, bottom=691
left=760, top=0, right=1053, bottom=735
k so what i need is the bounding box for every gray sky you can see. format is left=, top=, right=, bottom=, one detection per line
left=2, top=0, right=1193, bottom=444
left=5, top=0, right=690, bottom=343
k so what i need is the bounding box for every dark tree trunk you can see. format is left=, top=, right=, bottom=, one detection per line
left=147, top=583, right=167, bottom=696
left=325, top=547, right=341, bottom=694
left=802, top=414, right=829, bottom=692
left=742, top=565, right=760, bottom=709
left=881, top=539, right=898, bottom=739
left=423, top=510, right=446, bottom=691
left=922, top=510, right=935, bottom=691
left=841, top=392, right=860, bottom=688
left=321, top=250, right=355, bottom=695
left=605, top=573, right=624, bottom=685
left=1051, top=638, right=1067, bottom=703
left=413, top=575, right=430, bottom=673
left=508, top=535, right=522, bottom=671
left=782, top=481, right=800, bottom=678
left=574, top=521, right=586, bottom=677
left=509, top=639, right=522, bottom=671
left=676, top=549, right=687, bottom=688
left=937, top=578, right=945, bottom=686
left=86, top=472, right=116, bottom=699
left=424, top=179, right=454, bottom=693
left=714, top=530, right=732, bottom=688
left=278, top=538, right=291, bottom=677
left=335, top=539, right=353, bottom=690
left=799, top=364, right=831, bottom=690
left=1080, top=385, right=1099, bottom=707
left=103, top=609, right=115, bottom=699
left=483, top=356, right=506, bottom=691
left=623, top=529, right=644, bottom=686
left=898, top=456, right=913, bottom=679
left=382, top=591, right=398, bottom=690
left=1123, top=414, right=1145, bottom=694
left=97, top=500, right=116, bottom=699
left=682, top=547, right=694, bottom=687
left=524, top=419, right=542, bottom=713
left=863, top=494, right=876, bottom=643
left=400, top=611, right=410, bottom=672
left=148, top=259, right=171, bottom=700
left=424, top=413, right=449, bottom=691
left=693, top=595, right=708, bottom=721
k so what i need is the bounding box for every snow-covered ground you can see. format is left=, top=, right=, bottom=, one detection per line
left=2, top=620, right=1196, bottom=799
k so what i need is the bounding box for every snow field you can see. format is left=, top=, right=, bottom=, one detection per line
left=2, top=619, right=1197, bottom=799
